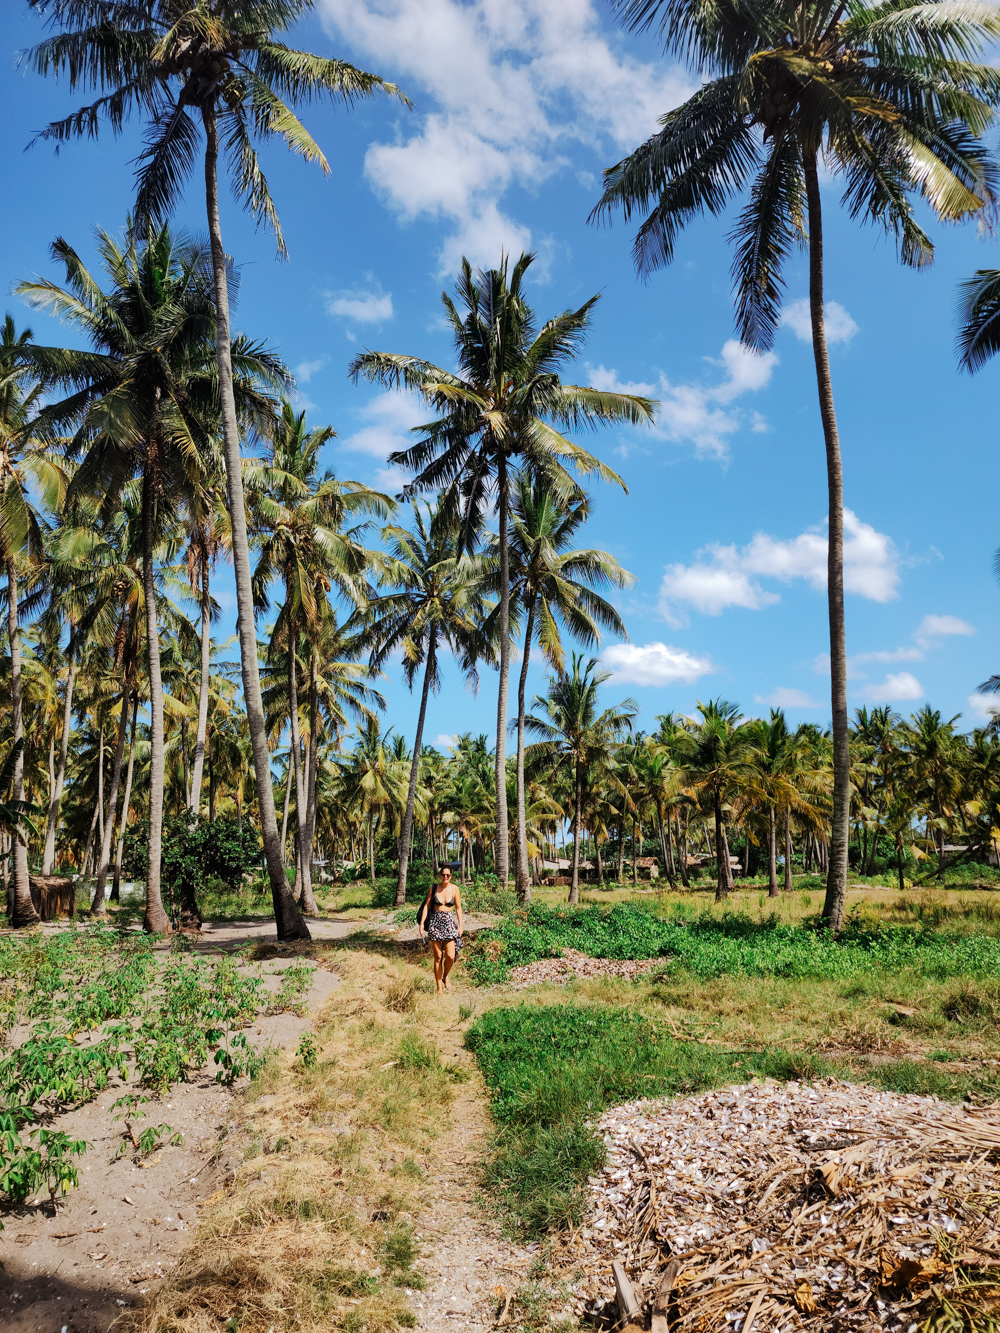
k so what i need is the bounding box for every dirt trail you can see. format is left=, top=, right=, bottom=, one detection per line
left=2, top=916, right=523, bottom=1333
left=407, top=1011, right=533, bottom=1332
left=0, top=952, right=338, bottom=1333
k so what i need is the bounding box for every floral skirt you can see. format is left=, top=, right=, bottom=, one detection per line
left=426, top=910, right=462, bottom=950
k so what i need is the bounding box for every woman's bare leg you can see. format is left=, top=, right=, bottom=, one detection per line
left=442, top=940, right=456, bottom=989
left=431, top=940, right=445, bottom=991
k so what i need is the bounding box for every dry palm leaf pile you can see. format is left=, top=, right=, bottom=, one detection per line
left=507, top=947, right=662, bottom=989
left=566, top=1079, right=1000, bottom=1331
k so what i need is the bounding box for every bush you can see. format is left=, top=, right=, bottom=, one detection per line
left=125, top=815, right=264, bottom=923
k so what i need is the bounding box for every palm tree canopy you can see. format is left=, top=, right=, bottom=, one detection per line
left=16, top=225, right=287, bottom=515
left=24, top=0, right=410, bottom=254
left=349, top=252, right=657, bottom=546
left=490, top=476, right=635, bottom=671
left=595, top=0, right=1000, bottom=349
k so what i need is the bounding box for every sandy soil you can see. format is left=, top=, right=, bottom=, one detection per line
left=406, top=1025, right=535, bottom=1332
left=0, top=950, right=339, bottom=1333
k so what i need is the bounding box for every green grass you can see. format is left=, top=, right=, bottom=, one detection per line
left=466, top=1000, right=1000, bottom=1238
left=465, top=901, right=1000, bottom=986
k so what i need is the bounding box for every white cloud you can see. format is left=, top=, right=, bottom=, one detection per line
left=600, top=641, right=713, bottom=687
left=781, top=299, right=859, bottom=345
left=295, top=356, right=329, bottom=383
left=914, top=614, right=975, bottom=647
left=754, top=687, right=822, bottom=709
left=339, top=391, right=425, bottom=461
left=660, top=509, right=899, bottom=623
left=318, top=0, right=694, bottom=272
left=967, top=693, right=1000, bottom=722
left=326, top=286, right=394, bottom=324
left=591, top=340, right=778, bottom=460
left=846, top=614, right=976, bottom=678
left=435, top=733, right=459, bottom=749
left=863, top=671, right=924, bottom=702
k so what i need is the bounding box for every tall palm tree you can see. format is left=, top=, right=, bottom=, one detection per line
left=350, top=498, right=490, bottom=907
left=339, top=717, right=410, bottom=885
left=251, top=400, right=391, bottom=912
left=27, top=0, right=406, bottom=935
left=904, top=706, right=963, bottom=877
left=0, top=315, right=67, bottom=926
left=688, top=699, right=759, bottom=902
left=18, top=224, right=290, bottom=933
left=350, top=253, right=654, bottom=884
left=526, top=654, right=638, bottom=903
left=595, top=0, right=1000, bottom=931
left=497, top=476, right=635, bottom=901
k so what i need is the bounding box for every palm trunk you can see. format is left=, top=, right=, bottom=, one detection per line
left=713, top=787, right=728, bottom=903
left=96, top=717, right=106, bottom=856
left=304, top=652, right=320, bottom=908
left=93, top=677, right=130, bottom=915
left=805, top=152, right=850, bottom=932
left=617, top=821, right=625, bottom=884
left=202, top=99, right=308, bottom=943
left=189, top=554, right=211, bottom=813
left=279, top=756, right=293, bottom=866
left=514, top=597, right=536, bottom=903
left=287, top=633, right=316, bottom=913
left=568, top=760, right=583, bottom=904
left=42, top=638, right=77, bottom=875
left=7, top=558, right=38, bottom=927
left=676, top=811, right=690, bottom=888
left=632, top=819, right=639, bottom=884
left=112, top=692, right=139, bottom=902
left=494, top=450, right=511, bottom=885
left=768, top=806, right=778, bottom=897
left=369, top=815, right=375, bottom=885
left=784, top=807, right=794, bottom=892
left=396, top=636, right=435, bottom=907
left=81, top=793, right=100, bottom=880
left=141, top=465, right=170, bottom=935
left=721, top=823, right=734, bottom=893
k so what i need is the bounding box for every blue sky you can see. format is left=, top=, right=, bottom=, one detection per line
left=3, top=0, right=999, bottom=750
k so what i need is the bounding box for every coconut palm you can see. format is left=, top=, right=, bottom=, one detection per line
left=496, top=476, right=635, bottom=901
left=687, top=700, right=759, bottom=902
left=0, top=315, right=68, bottom=926
left=526, top=654, right=638, bottom=903
left=350, top=253, right=654, bottom=884
left=904, top=706, right=964, bottom=877
left=18, top=224, right=290, bottom=933
left=596, top=0, right=1000, bottom=930
left=338, top=718, right=410, bottom=885
left=27, top=0, right=407, bottom=930
left=251, top=400, right=391, bottom=911
left=349, top=498, right=490, bottom=907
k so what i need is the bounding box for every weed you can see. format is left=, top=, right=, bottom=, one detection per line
left=296, top=1034, right=320, bottom=1070
left=383, top=978, right=420, bottom=1013
left=269, top=963, right=315, bottom=1016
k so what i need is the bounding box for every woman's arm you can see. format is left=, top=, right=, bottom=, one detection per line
left=454, top=886, right=463, bottom=935
left=419, top=885, right=433, bottom=938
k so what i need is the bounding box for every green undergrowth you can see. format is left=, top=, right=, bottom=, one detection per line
left=0, top=925, right=312, bottom=1222
left=466, top=1002, right=1000, bottom=1238
left=465, top=901, right=1000, bottom=986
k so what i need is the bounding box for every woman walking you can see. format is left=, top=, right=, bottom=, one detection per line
left=419, top=865, right=463, bottom=992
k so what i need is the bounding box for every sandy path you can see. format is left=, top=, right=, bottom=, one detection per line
left=407, top=1007, right=533, bottom=1332
left=0, top=955, right=338, bottom=1333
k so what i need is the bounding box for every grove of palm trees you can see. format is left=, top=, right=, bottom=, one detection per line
left=4, top=3, right=1000, bottom=1333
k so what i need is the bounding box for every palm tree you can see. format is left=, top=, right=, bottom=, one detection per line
left=904, top=706, right=963, bottom=878
left=18, top=224, right=291, bottom=934
left=0, top=315, right=68, bottom=927
left=339, top=718, right=410, bottom=885
left=351, top=253, right=654, bottom=884
left=251, top=400, right=391, bottom=911
left=0, top=741, right=38, bottom=919
left=27, top=0, right=406, bottom=934
left=526, top=655, right=638, bottom=903
left=688, top=700, right=759, bottom=902
left=498, top=478, right=635, bottom=900
left=595, top=0, right=1000, bottom=931
left=350, top=498, right=490, bottom=907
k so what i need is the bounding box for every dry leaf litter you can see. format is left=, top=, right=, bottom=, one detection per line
left=563, top=1078, right=1000, bottom=1331
left=507, top=948, right=662, bottom=989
